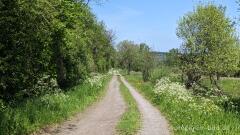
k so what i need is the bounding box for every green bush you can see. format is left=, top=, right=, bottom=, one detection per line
left=150, top=67, right=182, bottom=83
left=150, top=68, right=171, bottom=83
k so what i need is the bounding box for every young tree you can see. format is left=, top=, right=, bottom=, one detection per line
left=50, top=0, right=94, bottom=88
left=139, top=43, right=154, bottom=81
left=117, top=40, right=138, bottom=75
left=177, top=4, right=239, bottom=90
left=117, top=41, right=154, bottom=81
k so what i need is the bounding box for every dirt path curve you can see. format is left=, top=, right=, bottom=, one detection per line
left=120, top=76, right=171, bottom=135
left=41, top=76, right=126, bottom=135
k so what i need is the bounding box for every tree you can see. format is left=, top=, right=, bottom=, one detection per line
left=50, top=0, right=94, bottom=88
left=89, top=22, right=115, bottom=73
left=117, top=41, right=154, bottom=81
left=117, top=40, right=138, bottom=75
left=165, top=48, right=180, bottom=66
left=177, top=4, right=239, bottom=90
left=0, top=0, right=54, bottom=100
left=0, top=0, right=116, bottom=100
left=139, top=43, right=154, bottom=81
left=50, top=0, right=115, bottom=88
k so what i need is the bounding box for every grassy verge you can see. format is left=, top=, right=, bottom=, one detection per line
left=221, top=78, right=240, bottom=96
left=200, top=78, right=240, bottom=97
left=0, top=75, right=111, bottom=135
left=125, top=73, right=240, bottom=135
left=117, top=77, right=141, bottom=135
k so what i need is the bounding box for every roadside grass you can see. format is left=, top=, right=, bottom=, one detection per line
left=117, top=77, right=141, bottom=135
left=125, top=73, right=240, bottom=135
left=125, top=74, right=155, bottom=101
left=0, top=75, right=111, bottom=135
left=200, top=78, right=240, bottom=97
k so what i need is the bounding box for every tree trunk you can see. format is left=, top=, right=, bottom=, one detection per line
left=52, top=29, right=67, bottom=88
left=210, top=75, right=213, bottom=84
left=181, top=72, right=184, bottom=83
left=56, top=56, right=66, bottom=88
left=210, top=74, right=221, bottom=90
left=209, top=74, right=223, bottom=95
left=217, top=73, right=220, bottom=81
left=213, top=78, right=221, bottom=90
left=127, top=63, right=131, bottom=75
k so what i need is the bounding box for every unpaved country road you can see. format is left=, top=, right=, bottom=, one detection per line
left=121, top=76, right=171, bottom=135
left=41, top=76, right=126, bottom=135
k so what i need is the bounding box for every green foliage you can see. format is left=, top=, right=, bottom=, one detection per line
left=220, top=79, right=240, bottom=97
left=200, top=78, right=240, bottom=97
left=177, top=4, right=240, bottom=90
left=117, top=78, right=141, bottom=135
left=150, top=67, right=171, bottom=84
left=89, top=23, right=116, bottom=73
left=165, top=48, right=180, bottom=67
left=0, top=0, right=115, bottom=100
left=0, top=0, right=54, bottom=100
left=139, top=43, right=154, bottom=81
left=150, top=66, right=182, bottom=84
left=0, top=75, right=110, bottom=135
left=117, top=40, right=139, bottom=74
left=117, top=41, right=154, bottom=81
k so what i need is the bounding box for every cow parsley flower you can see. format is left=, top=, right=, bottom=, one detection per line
left=153, top=77, right=221, bottom=114
left=85, top=73, right=106, bottom=88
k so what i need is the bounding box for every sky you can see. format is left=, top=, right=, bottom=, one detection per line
left=90, top=0, right=239, bottom=52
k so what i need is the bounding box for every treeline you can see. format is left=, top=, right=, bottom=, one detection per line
left=116, top=40, right=155, bottom=81
left=0, top=0, right=115, bottom=101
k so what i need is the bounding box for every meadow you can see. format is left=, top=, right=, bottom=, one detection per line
left=199, top=78, right=240, bottom=97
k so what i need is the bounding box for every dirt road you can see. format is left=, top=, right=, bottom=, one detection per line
left=41, top=76, right=126, bottom=135
left=40, top=75, right=170, bottom=135
left=120, top=76, right=171, bottom=135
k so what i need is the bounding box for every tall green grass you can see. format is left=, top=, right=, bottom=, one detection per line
left=200, top=78, right=240, bottom=97
left=117, top=77, right=141, bottom=135
left=219, top=79, right=240, bottom=97
left=125, top=74, right=240, bottom=135
left=150, top=66, right=182, bottom=84
left=0, top=76, right=111, bottom=135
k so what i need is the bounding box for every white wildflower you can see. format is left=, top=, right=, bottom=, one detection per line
left=153, top=77, right=222, bottom=113
left=108, top=68, right=120, bottom=75
left=154, top=77, right=193, bottom=102
left=85, top=73, right=106, bottom=88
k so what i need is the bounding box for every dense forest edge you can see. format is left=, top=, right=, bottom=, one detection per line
left=0, top=0, right=116, bottom=134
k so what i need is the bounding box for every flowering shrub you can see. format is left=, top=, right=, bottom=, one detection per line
left=84, top=74, right=106, bottom=88
left=40, top=93, right=70, bottom=109
left=108, top=68, right=120, bottom=75
left=153, top=77, right=222, bottom=114
left=19, top=75, right=60, bottom=98
left=154, top=77, right=193, bottom=102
